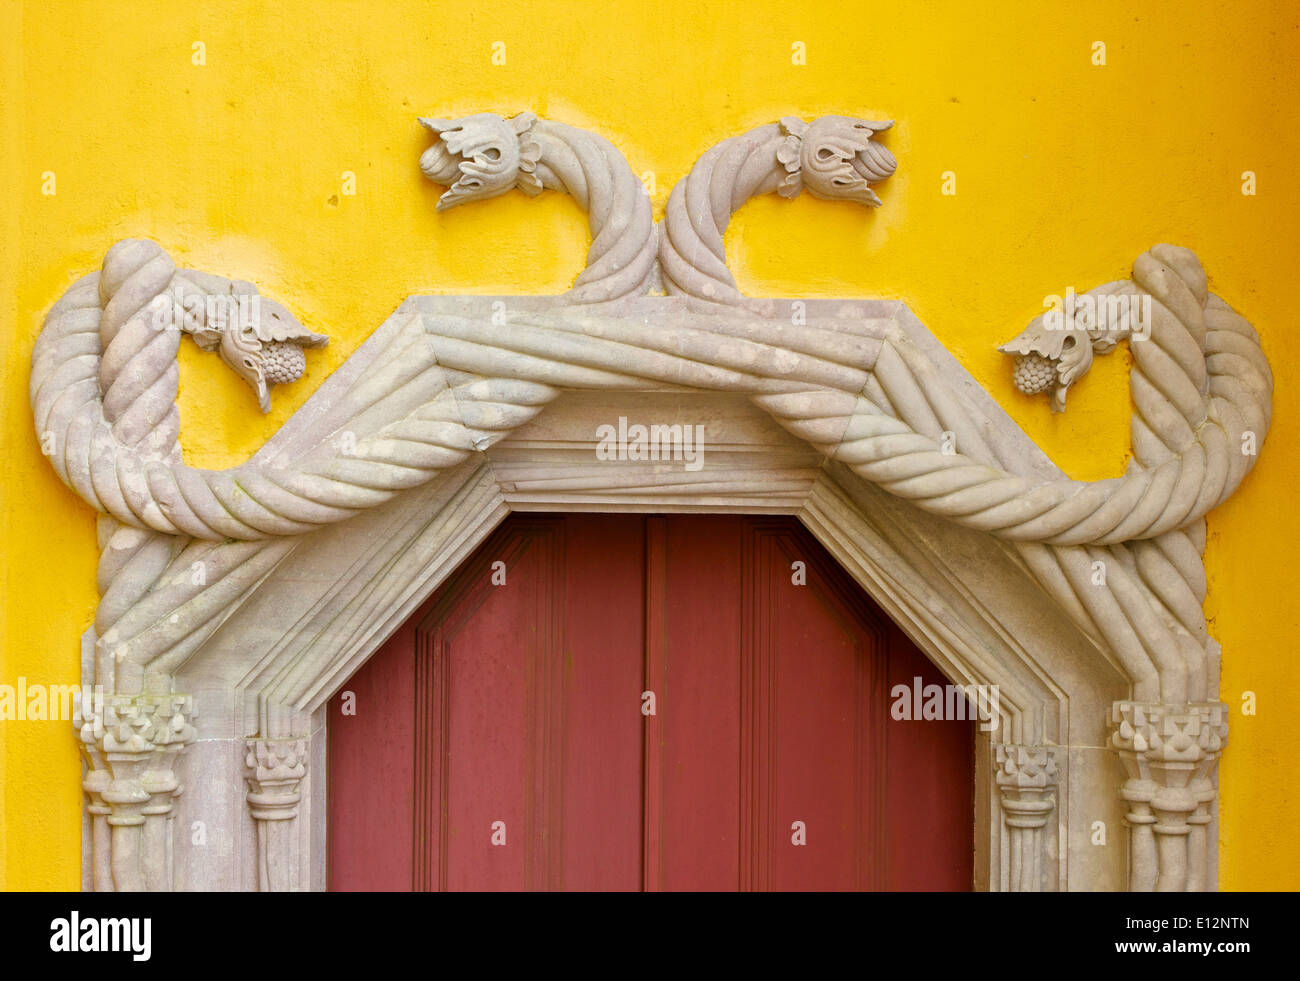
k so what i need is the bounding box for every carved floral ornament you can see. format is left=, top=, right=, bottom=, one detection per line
left=29, top=109, right=1272, bottom=892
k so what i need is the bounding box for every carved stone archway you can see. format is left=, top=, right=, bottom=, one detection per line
left=32, top=111, right=1270, bottom=892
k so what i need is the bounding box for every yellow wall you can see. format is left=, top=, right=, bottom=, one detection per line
left=2, top=0, right=1296, bottom=889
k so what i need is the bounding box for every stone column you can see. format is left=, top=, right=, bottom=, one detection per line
left=994, top=744, right=1058, bottom=891
left=77, top=692, right=196, bottom=892
left=1110, top=700, right=1227, bottom=892
left=75, top=691, right=114, bottom=893
left=245, top=738, right=308, bottom=892
left=1186, top=703, right=1227, bottom=892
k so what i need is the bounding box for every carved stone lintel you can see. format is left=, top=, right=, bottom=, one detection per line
left=1109, top=700, right=1227, bottom=892
left=245, top=738, right=309, bottom=892
left=75, top=692, right=195, bottom=891
left=994, top=744, right=1058, bottom=891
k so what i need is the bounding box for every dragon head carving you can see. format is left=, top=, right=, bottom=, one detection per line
left=162, top=272, right=328, bottom=413
left=418, top=112, right=543, bottom=210
left=777, top=116, right=896, bottom=206
left=998, top=283, right=1144, bottom=413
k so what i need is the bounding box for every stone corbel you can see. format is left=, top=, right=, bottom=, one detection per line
left=75, top=692, right=195, bottom=891
left=1110, top=700, right=1227, bottom=892
left=245, top=737, right=309, bottom=892
left=994, top=743, right=1058, bottom=891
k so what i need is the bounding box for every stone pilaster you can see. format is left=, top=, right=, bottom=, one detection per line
left=74, top=688, right=114, bottom=892
left=245, top=737, right=308, bottom=892
left=1187, top=702, right=1228, bottom=892
left=1110, top=700, right=1227, bottom=892
left=76, top=692, right=196, bottom=892
left=994, top=744, right=1058, bottom=891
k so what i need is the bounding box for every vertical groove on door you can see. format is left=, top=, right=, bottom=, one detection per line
left=414, top=598, right=449, bottom=891
left=536, top=520, right=567, bottom=889
left=506, top=520, right=565, bottom=889
left=857, top=633, right=887, bottom=890
left=744, top=519, right=891, bottom=890
left=739, top=519, right=773, bottom=891
left=641, top=516, right=667, bottom=892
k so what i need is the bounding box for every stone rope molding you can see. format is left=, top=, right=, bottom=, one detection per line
left=658, top=115, right=897, bottom=306
left=418, top=112, right=658, bottom=302
left=31, top=242, right=1270, bottom=703
left=30, top=247, right=1271, bottom=574
left=30, top=110, right=1273, bottom=892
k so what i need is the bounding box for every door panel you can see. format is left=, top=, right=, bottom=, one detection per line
left=885, top=629, right=976, bottom=890
left=328, top=513, right=974, bottom=891
left=421, top=519, right=558, bottom=891
left=651, top=515, right=745, bottom=890
left=557, top=515, right=645, bottom=890
left=751, top=521, right=886, bottom=891
left=326, top=602, right=416, bottom=891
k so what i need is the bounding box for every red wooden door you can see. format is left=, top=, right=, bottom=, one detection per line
left=328, top=514, right=973, bottom=891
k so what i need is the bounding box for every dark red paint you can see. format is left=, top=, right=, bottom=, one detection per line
left=328, top=514, right=973, bottom=891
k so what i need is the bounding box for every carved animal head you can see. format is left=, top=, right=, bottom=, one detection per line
left=215, top=301, right=328, bottom=413
left=998, top=284, right=1138, bottom=413
left=418, top=112, right=543, bottom=210
left=777, top=116, right=896, bottom=206
left=170, top=273, right=328, bottom=413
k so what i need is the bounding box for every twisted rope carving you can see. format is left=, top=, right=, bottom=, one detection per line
left=34, top=251, right=1267, bottom=705
left=32, top=240, right=558, bottom=544
left=764, top=247, right=1271, bottom=547
left=419, top=112, right=657, bottom=302
left=659, top=116, right=897, bottom=306
left=32, top=235, right=1268, bottom=690
left=34, top=242, right=1268, bottom=555
left=31, top=115, right=1272, bottom=709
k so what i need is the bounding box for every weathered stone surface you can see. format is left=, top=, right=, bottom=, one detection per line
left=31, top=113, right=1271, bottom=891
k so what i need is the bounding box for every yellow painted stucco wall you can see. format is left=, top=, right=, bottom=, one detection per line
left=2, top=0, right=1297, bottom=890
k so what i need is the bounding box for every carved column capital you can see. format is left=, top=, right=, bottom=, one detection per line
left=245, top=737, right=309, bottom=891
left=87, top=693, right=196, bottom=816
left=1109, top=700, right=1220, bottom=825
left=244, top=738, right=308, bottom=821
left=74, top=692, right=195, bottom=891
left=1110, top=700, right=1225, bottom=764
left=995, top=744, right=1059, bottom=792
left=1109, top=700, right=1228, bottom=892
left=993, top=744, right=1058, bottom=891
